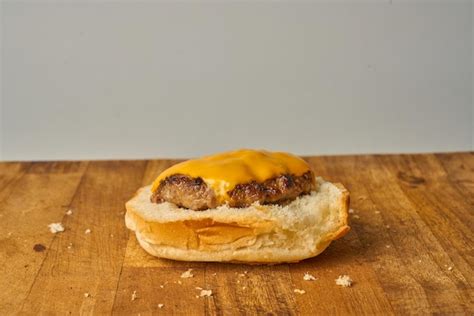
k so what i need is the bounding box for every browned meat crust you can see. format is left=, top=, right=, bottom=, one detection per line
left=151, top=171, right=316, bottom=211
left=228, top=171, right=315, bottom=207
left=150, top=174, right=218, bottom=211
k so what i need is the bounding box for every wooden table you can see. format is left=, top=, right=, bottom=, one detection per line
left=0, top=153, right=472, bottom=315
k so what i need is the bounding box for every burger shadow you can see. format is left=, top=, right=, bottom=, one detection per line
left=295, top=238, right=360, bottom=269
left=293, top=216, right=396, bottom=270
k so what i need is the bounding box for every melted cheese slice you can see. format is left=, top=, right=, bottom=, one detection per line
left=151, top=149, right=312, bottom=201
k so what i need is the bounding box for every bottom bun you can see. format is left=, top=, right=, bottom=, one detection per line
left=125, top=177, right=350, bottom=264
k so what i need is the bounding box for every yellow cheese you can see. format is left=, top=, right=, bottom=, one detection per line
left=151, top=149, right=312, bottom=202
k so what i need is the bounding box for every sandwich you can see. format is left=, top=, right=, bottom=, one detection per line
left=125, top=149, right=350, bottom=264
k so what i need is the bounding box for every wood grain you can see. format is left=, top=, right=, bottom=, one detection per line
left=0, top=161, right=88, bottom=314
left=0, top=153, right=472, bottom=315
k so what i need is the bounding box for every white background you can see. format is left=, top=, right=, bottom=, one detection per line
left=1, top=1, right=472, bottom=161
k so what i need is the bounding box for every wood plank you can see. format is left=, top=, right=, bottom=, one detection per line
left=435, top=152, right=474, bottom=203
left=112, top=266, right=207, bottom=315
left=0, top=162, right=88, bottom=314
left=374, top=154, right=474, bottom=313
left=0, top=162, right=31, bottom=202
left=288, top=238, right=396, bottom=315
left=18, top=160, right=147, bottom=314
left=377, top=154, right=473, bottom=265
left=1, top=153, right=472, bottom=314
left=339, top=154, right=471, bottom=314
left=305, top=155, right=470, bottom=314
left=203, top=264, right=297, bottom=315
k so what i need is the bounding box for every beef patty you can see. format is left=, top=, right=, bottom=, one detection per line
left=150, top=171, right=316, bottom=211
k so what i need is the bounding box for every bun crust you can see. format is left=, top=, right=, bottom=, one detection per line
left=125, top=177, right=350, bottom=264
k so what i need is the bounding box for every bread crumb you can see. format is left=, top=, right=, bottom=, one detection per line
left=335, top=275, right=353, bottom=287
left=181, top=269, right=194, bottom=278
left=238, top=273, right=246, bottom=277
left=67, top=243, right=73, bottom=249
left=195, top=287, right=203, bottom=290
left=212, top=273, right=217, bottom=276
left=385, top=245, right=391, bottom=248
left=177, top=280, right=182, bottom=285
left=48, top=223, right=64, bottom=234
left=352, top=215, right=360, bottom=219
left=199, top=289, right=212, bottom=297
left=244, top=270, right=248, bottom=274
left=242, top=286, right=246, bottom=290
left=159, top=285, right=164, bottom=289
left=418, top=259, right=422, bottom=263
left=236, top=280, right=240, bottom=284
left=375, top=211, right=380, bottom=214
left=303, top=273, right=317, bottom=281
left=85, top=229, right=91, bottom=234
left=131, top=290, right=138, bottom=301
left=66, top=209, right=73, bottom=215
left=448, top=266, right=453, bottom=271
left=110, top=234, right=114, bottom=237
left=84, top=293, right=90, bottom=298
left=385, top=225, right=390, bottom=229
left=294, top=289, right=306, bottom=294
left=158, top=304, right=164, bottom=309
left=348, top=209, right=355, bottom=214
left=7, top=232, right=13, bottom=237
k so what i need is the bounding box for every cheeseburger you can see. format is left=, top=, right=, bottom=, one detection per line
left=125, top=149, right=350, bottom=264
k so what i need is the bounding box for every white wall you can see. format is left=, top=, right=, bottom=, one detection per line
left=1, top=1, right=472, bottom=161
